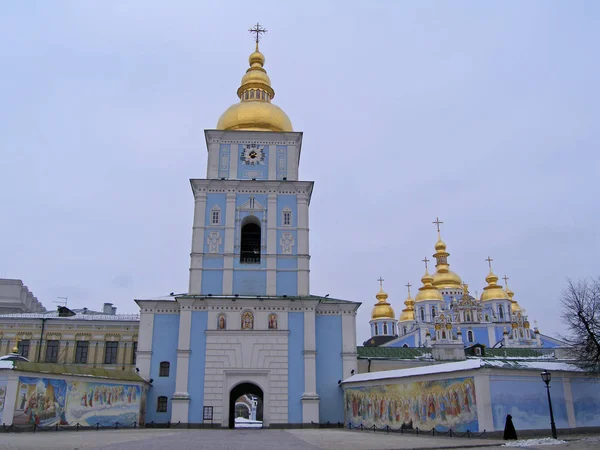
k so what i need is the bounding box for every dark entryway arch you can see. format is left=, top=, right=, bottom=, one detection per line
left=228, top=382, right=263, bottom=429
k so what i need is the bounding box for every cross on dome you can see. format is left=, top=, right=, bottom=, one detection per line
left=422, top=257, right=430, bottom=270
left=249, top=22, right=267, bottom=44
left=433, top=217, right=444, bottom=234
left=377, top=276, right=385, bottom=289
left=485, top=256, right=494, bottom=270
left=503, top=275, right=510, bottom=287
left=405, top=282, right=412, bottom=295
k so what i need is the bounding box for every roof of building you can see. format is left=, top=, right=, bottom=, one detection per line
left=483, top=347, right=556, bottom=358
left=342, top=359, right=582, bottom=384
left=137, top=293, right=361, bottom=306
left=0, top=311, right=139, bottom=321
left=0, top=360, right=148, bottom=383
left=357, top=346, right=429, bottom=359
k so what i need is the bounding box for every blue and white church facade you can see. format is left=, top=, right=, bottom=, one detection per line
left=135, top=40, right=359, bottom=428
left=364, top=225, right=565, bottom=351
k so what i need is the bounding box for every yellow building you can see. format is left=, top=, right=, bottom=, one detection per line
left=0, top=303, right=139, bottom=371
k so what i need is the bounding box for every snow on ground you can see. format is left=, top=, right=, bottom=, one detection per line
left=234, top=417, right=262, bottom=428
left=503, top=438, right=568, bottom=447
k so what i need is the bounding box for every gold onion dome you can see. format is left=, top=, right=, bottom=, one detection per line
left=216, top=43, right=293, bottom=132
left=481, top=270, right=510, bottom=301
left=371, top=285, right=395, bottom=320
left=432, top=235, right=463, bottom=289
left=504, top=280, right=522, bottom=313
left=399, top=285, right=415, bottom=322
left=415, top=270, right=443, bottom=302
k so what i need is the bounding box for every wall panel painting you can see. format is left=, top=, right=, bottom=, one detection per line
left=0, top=377, right=7, bottom=412
left=344, top=377, right=478, bottom=432
left=12, top=376, right=143, bottom=427
left=490, top=376, right=568, bottom=431
left=570, top=378, right=600, bottom=428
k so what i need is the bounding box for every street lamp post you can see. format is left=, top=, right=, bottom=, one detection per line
left=541, top=371, right=558, bottom=439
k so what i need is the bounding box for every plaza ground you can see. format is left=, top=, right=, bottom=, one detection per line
left=0, top=428, right=599, bottom=450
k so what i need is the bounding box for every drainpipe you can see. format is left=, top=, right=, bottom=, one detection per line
left=36, top=317, right=47, bottom=362
left=367, top=358, right=372, bottom=373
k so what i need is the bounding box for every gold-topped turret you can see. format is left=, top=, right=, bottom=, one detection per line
left=216, top=23, right=293, bottom=132
left=415, top=258, right=444, bottom=302
left=399, top=282, right=415, bottom=321
left=371, top=277, right=396, bottom=320
left=503, top=275, right=522, bottom=313
left=481, top=257, right=509, bottom=301
left=431, top=218, right=463, bottom=289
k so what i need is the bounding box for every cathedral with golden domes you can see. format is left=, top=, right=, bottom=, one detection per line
left=365, top=219, right=564, bottom=350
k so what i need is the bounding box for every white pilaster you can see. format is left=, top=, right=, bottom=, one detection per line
left=341, top=311, right=358, bottom=380
left=189, top=189, right=207, bottom=294
left=563, top=376, right=576, bottom=428
left=474, top=372, right=494, bottom=432
left=171, top=299, right=193, bottom=423
left=302, top=308, right=319, bottom=423
left=222, top=191, right=237, bottom=295
left=136, top=309, right=155, bottom=379
left=266, top=191, right=278, bottom=295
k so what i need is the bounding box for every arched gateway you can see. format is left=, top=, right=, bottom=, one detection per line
left=229, top=382, right=263, bottom=429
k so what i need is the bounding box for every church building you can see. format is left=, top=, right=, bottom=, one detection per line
left=365, top=220, right=564, bottom=351
left=136, top=29, right=359, bottom=428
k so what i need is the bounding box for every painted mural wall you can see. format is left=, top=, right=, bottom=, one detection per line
left=490, top=375, right=569, bottom=431
left=12, top=376, right=145, bottom=427
left=344, top=377, right=478, bottom=432
left=570, top=377, right=600, bottom=428
left=0, top=377, right=7, bottom=413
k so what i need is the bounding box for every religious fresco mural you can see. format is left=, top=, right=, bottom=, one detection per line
left=12, top=376, right=144, bottom=427
left=268, top=313, right=278, bottom=330
left=490, top=376, right=568, bottom=431
left=344, top=377, right=478, bottom=432
left=570, top=378, right=600, bottom=427
left=0, top=377, right=7, bottom=412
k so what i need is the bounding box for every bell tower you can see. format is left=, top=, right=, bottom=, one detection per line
left=188, top=27, right=312, bottom=297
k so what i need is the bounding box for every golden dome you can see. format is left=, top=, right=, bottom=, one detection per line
left=415, top=270, right=443, bottom=302
left=504, top=280, right=522, bottom=313
left=399, top=284, right=415, bottom=322
left=216, top=43, right=293, bottom=132
left=371, top=285, right=396, bottom=320
left=480, top=270, right=510, bottom=301
left=431, top=235, right=463, bottom=289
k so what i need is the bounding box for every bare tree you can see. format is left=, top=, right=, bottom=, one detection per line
left=560, top=278, right=600, bottom=371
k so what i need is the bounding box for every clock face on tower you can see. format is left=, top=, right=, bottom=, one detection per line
left=240, top=144, right=265, bottom=166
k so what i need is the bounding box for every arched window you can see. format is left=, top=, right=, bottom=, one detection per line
left=420, top=308, right=425, bottom=321
left=467, top=330, right=474, bottom=343
left=466, top=312, right=471, bottom=322
left=250, top=90, right=255, bottom=99
left=403, top=326, right=407, bottom=335
left=498, top=305, right=504, bottom=319
left=383, top=323, right=388, bottom=334
left=157, top=396, right=168, bottom=413
left=374, top=324, right=379, bottom=336
left=442, top=330, right=446, bottom=339
left=159, top=361, right=170, bottom=377
left=485, top=314, right=490, bottom=321
left=240, top=217, right=261, bottom=264
left=211, top=206, right=221, bottom=225
left=282, top=207, right=292, bottom=226
left=403, top=343, right=409, bottom=348
left=431, top=306, right=436, bottom=319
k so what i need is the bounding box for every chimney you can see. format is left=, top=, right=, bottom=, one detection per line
left=111, top=306, right=117, bottom=315
left=103, top=303, right=113, bottom=315
left=82, top=307, right=88, bottom=314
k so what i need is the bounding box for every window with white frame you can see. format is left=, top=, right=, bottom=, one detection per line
left=467, top=330, right=474, bottom=343
left=211, top=206, right=221, bottom=225
left=282, top=207, right=292, bottom=226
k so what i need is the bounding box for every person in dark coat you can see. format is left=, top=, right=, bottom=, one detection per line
left=504, top=414, right=518, bottom=440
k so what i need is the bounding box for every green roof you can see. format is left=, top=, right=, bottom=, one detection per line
left=484, top=348, right=555, bottom=358
left=357, top=346, right=428, bottom=359
left=12, top=361, right=148, bottom=383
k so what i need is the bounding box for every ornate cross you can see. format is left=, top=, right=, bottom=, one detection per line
left=433, top=217, right=444, bottom=233
left=249, top=22, right=267, bottom=44
left=502, top=275, right=509, bottom=287
left=422, top=257, right=430, bottom=270
left=377, top=277, right=384, bottom=289
left=405, top=282, right=412, bottom=295
left=485, top=256, right=494, bottom=269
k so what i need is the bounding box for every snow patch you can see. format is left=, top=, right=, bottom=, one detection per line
left=503, top=438, right=568, bottom=447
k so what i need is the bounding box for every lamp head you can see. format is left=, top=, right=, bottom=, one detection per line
left=541, top=370, right=551, bottom=385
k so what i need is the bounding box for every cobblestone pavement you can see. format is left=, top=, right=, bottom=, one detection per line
left=0, top=429, right=598, bottom=450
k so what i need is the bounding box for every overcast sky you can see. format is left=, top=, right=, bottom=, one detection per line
left=1, top=2, right=598, bottom=345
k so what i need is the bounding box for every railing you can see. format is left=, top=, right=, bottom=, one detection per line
left=1, top=421, right=181, bottom=433
left=311, top=421, right=487, bottom=438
